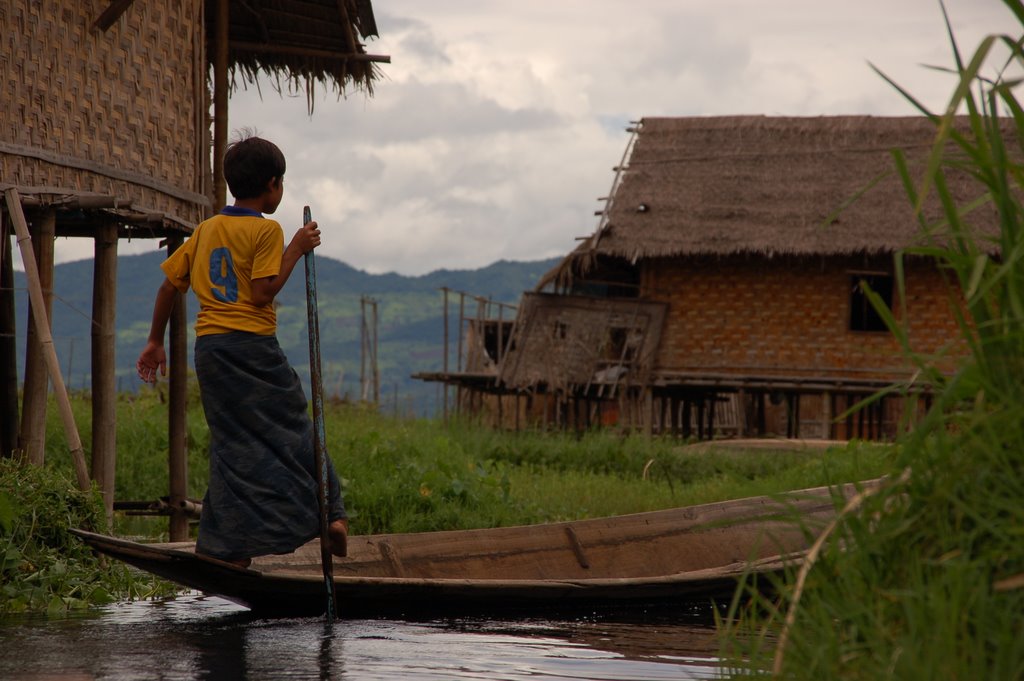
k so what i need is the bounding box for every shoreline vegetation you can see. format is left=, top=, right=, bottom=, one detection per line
left=1, top=390, right=892, bottom=615
left=722, top=2, right=1024, bottom=677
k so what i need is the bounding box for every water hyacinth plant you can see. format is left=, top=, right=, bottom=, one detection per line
left=723, top=1, right=1024, bottom=678
left=0, top=458, right=172, bottom=615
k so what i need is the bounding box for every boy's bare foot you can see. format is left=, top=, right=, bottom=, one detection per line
left=328, top=519, right=348, bottom=557
left=225, top=557, right=252, bottom=568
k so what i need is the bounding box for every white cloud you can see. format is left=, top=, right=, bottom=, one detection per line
left=20, top=0, right=1018, bottom=275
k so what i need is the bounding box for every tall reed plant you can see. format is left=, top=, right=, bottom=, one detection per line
left=724, top=2, right=1024, bottom=677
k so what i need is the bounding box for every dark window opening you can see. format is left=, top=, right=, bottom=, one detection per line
left=569, top=256, right=641, bottom=298
left=606, top=326, right=643, bottom=362
left=849, top=274, right=893, bottom=332
left=483, top=320, right=516, bottom=362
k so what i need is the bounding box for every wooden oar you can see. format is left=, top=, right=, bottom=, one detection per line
left=303, top=205, right=336, bottom=620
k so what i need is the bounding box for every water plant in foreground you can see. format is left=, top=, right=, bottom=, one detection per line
left=0, top=458, right=173, bottom=615
left=722, top=3, right=1024, bottom=677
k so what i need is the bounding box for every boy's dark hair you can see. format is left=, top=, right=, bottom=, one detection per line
left=223, top=131, right=287, bottom=199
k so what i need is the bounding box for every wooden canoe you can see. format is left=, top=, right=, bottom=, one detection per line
left=73, top=481, right=871, bottom=617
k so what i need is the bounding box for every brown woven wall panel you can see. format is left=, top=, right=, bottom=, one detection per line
left=1, top=0, right=206, bottom=221
left=499, top=293, right=667, bottom=391
left=646, top=255, right=965, bottom=380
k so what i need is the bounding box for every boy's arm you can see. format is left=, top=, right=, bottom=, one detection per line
left=251, top=220, right=320, bottom=307
left=136, top=278, right=180, bottom=384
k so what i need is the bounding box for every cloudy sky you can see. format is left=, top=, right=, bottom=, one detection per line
left=36, top=0, right=1020, bottom=275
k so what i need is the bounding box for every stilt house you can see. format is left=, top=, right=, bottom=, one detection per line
left=1, top=0, right=385, bottom=534
left=423, top=116, right=996, bottom=440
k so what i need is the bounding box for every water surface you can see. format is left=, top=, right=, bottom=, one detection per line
left=0, top=594, right=729, bottom=680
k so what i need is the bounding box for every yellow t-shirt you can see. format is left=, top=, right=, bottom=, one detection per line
left=162, top=209, right=284, bottom=336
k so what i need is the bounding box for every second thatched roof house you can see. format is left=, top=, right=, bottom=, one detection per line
left=426, top=115, right=996, bottom=440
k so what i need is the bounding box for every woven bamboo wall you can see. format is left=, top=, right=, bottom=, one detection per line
left=0, top=0, right=208, bottom=224
left=645, top=255, right=965, bottom=381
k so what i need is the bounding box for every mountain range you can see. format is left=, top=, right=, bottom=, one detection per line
left=12, top=252, right=560, bottom=416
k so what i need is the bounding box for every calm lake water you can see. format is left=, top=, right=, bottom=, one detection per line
left=0, top=593, right=731, bottom=680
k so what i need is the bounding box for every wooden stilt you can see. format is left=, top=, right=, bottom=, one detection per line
left=18, top=207, right=55, bottom=465
left=696, top=398, right=706, bottom=440
left=644, top=389, right=653, bottom=438
left=5, top=189, right=89, bottom=491
left=845, top=395, right=854, bottom=440
left=91, top=222, right=118, bottom=523
left=0, top=215, right=18, bottom=458
left=707, top=393, right=716, bottom=439
left=442, top=287, right=449, bottom=425
left=794, top=393, right=801, bottom=439
left=166, top=234, right=190, bottom=541
left=497, top=389, right=504, bottom=430
left=822, top=391, right=833, bottom=440
left=736, top=388, right=747, bottom=438
left=758, top=393, right=767, bottom=435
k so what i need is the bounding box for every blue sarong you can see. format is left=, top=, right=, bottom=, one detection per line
left=193, top=332, right=345, bottom=561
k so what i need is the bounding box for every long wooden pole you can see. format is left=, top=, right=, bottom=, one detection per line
left=303, top=206, right=336, bottom=620
left=4, top=189, right=90, bottom=491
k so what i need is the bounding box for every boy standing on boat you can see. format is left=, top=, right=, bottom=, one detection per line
left=136, top=132, right=348, bottom=567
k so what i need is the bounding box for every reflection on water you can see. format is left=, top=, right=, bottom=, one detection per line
left=0, top=593, right=728, bottom=680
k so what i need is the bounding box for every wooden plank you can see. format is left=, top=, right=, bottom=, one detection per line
left=564, top=526, right=590, bottom=569
left=0, top=144, right=209, bottom=206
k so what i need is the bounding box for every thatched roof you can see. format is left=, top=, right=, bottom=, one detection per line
left=209, top=0, right=387, bottom=95
left=541, top=115, right=1005, bottom=290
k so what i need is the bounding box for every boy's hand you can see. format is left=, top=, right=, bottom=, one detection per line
left=291, top=221, right=321, bottom=254
left=136, top=341, right=167, bottom=384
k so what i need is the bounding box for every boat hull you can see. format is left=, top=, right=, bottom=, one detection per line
left=73, top=481, right=871, bottom=617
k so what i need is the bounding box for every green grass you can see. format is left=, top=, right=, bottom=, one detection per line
left=32, top=391, right=892, bottom=537
left=0, top=458, right=175, bottom=615
left=3, top=385, right=892, bottom=617
left=24, top=380, right=892, bottom=536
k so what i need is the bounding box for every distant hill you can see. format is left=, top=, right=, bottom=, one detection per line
left=12, top=253, right=560, bottom=415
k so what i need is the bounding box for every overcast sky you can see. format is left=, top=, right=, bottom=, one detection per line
left=33, top=0, right=1020, bottom=275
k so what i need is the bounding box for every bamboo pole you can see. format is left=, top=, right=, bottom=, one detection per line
left=303, top=206, right=337, bottom=620
left=212, top=0, right=229, bottom=211
left=372, top=299, right=379, bottom=404
left=5, top=189, right=90, bottom=491
left=441, top=287, right=449, bottom=424
left=91, top=222, right=118, bottom=521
